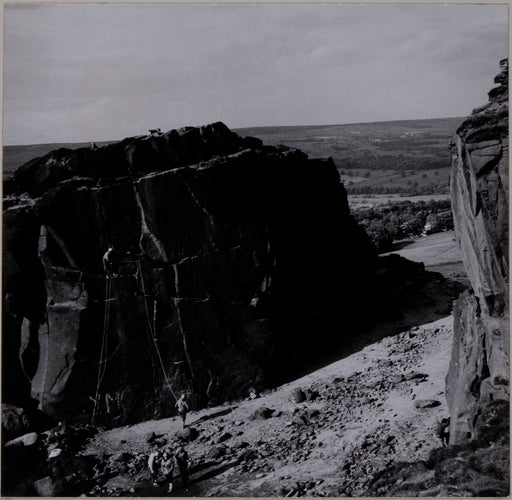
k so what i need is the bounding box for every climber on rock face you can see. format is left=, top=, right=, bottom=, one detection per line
left=102, top=247, right=114, bottom=276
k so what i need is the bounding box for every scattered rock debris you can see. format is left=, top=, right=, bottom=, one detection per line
left=2, top=316, right=505, bottom=497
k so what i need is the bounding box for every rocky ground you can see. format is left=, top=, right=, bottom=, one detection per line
left=6, top=235, right=505, bottom=497
left=2, top=233, right=472, bottom=497
left=35, top=315, right=455, bottom=497
left=78, top=306, right=506, bottom=498
left=4, top=242, right=507, bottom=499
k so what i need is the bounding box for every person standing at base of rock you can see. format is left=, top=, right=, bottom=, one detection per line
left=175, top=442, right=189, bottom=486
left=160, top=447, right=175, bottom=493
left=435, top=417, right=450, bottom=446
left=148, top=448, right=161, bottom=486
left=176, top=393, right=190, bottom=428
left=48, top=448, right=65, bottom=478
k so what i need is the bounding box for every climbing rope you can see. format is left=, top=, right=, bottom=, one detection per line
left=91, top=258, right=178, bottom=425
left=135, top=260, right=160, bottom=395
left=91, top=266, right=113, bottom=425
left=100, top=270, right=112, bottom=386
left=136, top=260, right=178, bottom=402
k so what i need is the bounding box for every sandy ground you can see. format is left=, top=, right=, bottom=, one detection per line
left=382, top=231, right=460, bottom=267
left=382, top=231, right=469, bottom=286
left=83, top=315, right=454, bottom=497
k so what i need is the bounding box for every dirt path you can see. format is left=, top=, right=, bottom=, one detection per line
left=83, top=315, right=453, bottom=496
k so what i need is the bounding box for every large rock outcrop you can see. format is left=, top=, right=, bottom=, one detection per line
left=447, top=58, right=509, bottom=443
left=3, top=122, right=450, bottom=426
left=4, top=123, right=397, bottom=425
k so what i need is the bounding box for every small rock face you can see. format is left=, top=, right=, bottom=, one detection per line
left=250, top=407, right=274, bottom=420
left=176, top=426, right=199, bottom=442
left=208, top=446, right=226, bottom=459
left=292, top=389, right=306, bottom=403
left=1, top=404, right=30, bottom=436
left=413, top=399, right=441, bottom=409
left=4, top=432, right=38, bottom=448
left=473, top=399, right=509, bottom=443
left=33, top=476, right=66, bottom=496
left=216, top=432, right=232, bottom=443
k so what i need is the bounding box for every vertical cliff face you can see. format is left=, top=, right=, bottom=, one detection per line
left=4, top=122, right=394, bottom=425
left=447, top=59, right=509, bottom=443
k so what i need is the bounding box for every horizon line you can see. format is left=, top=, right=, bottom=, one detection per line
left=3, top=115, right=467, bottom=148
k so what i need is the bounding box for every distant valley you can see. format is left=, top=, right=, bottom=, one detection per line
left=3, top=117, right=462, bottom=197
left=238, top=117, right=462, bottom=195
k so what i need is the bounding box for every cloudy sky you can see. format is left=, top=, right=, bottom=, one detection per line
left=3, top=3, right=508, bottom=145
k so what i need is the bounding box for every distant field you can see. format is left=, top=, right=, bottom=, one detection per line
left=341, top=166, right=451, bottom=195
left=237, top=117, right=461, bottom=195
left=236, top=117, right=461, bottom=171
left=3, top=118, right=461, bottom=194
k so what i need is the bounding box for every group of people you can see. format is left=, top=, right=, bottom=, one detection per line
left=147, top=393, right=191, bottom=492
left=148, top=441, right=189, bottom=493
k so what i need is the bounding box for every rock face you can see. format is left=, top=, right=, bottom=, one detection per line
left=447, top=59, right=509, bottom=443
left=4, top=122, right=401, bottom=424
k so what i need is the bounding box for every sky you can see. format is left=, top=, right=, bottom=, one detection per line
left=3, top=3, right=509, bottom=145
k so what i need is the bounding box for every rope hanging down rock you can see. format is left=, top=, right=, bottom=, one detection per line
left=92, top=266, right=112, bottom=425
left=91, top=259, right=178, bottom=425
left=136, top=259, right=178, bottom=402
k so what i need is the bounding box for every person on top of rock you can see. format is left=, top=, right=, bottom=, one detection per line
left=435, top=417, right=450, bottom=446
left=147, top=448, right=162, bottom=486
left=176, top=393, right=190, bottom=428
left=160, top=447, right=175, bottom=493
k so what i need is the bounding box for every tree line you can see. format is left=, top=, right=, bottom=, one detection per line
left=353, top=200, right=454, bottom=252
